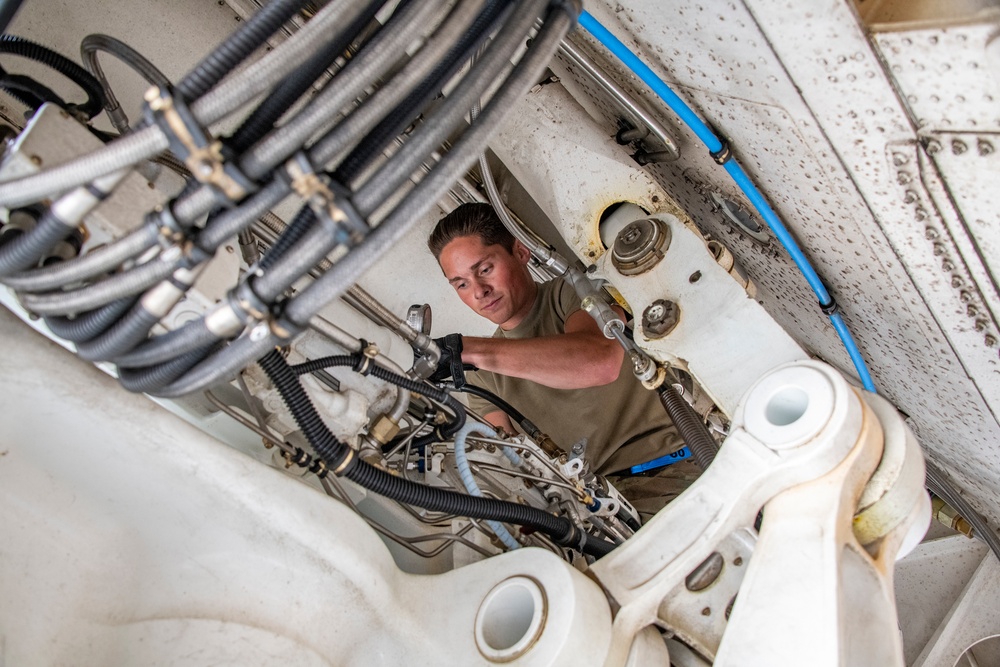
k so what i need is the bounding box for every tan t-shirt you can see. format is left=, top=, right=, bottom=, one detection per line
left=465, top=278, right=681, bottom=474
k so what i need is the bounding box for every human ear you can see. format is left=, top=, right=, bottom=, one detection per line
left=512, top=239, right=532, bottom=264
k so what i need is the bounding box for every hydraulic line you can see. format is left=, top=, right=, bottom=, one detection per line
left=332, top=0, right=510, bottom=184
left=80, top=33, right=172, bottom=133
left=2, top=218, right=160, bottom=293
left=194, top=179, right=289, bottom=252
left=256, top=205, right=316, bottom=271
left=260, top=349, right=614, bottom=558
left=143, top=2, right=574, bottom=399
left=0, top=34, right=106, bottom=119
left=19, top=251, right=182, bottom=316
left=285, top=3, right=574, bottom=327
left=74, top=303, right=161, bottom=362
left=42, top=297, right=134, bottom=343
left=349, top=0, right=549, bottom=215
left=0, top=0, right=360, bottom=209
left=926, top=460, right=1000, bottom=562
left=290, top=353, right=465, bottom=438
left=577, top=11, right=877, bottom=393
left=226, top=0, right=386, bottom=155
left=175, top=0, right=312, bottom=102
left=112, top=316, right=219, bottom=368
left=117, top=343, right=217, bottom=394
left=453, top=421, right=521, bottom=550
left=239, top=0, right=445, bottom=179
left=454, top=383, right=544, bottom=440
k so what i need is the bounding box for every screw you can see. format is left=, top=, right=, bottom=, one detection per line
left=978, top=140, right=994, bottom=156
left=701, top=607, right=711, bottom=617
left=975, top=319, right=988, bottom=332
left=734, top=557, right=743, bottom=566
left=689, top=270, right=702, bottom=283
left=952, top=275, right=964, bottom=288
left=892, top=153, right=909, bottom=166
left=897, top=171, right=912, bottom=185
left=903, top=190, right=918, bottom=204
left=933, top=243, right=946, bottom=256
left=925, top=139, right=942, bottom=155
left=952, top=139, right=968, bottom=155
left=943, top=259, right=955, bottom=271
left=986, top=334, right=998, bottom=347
left=925, top=227, right=939, bottom=240
left=960, top=291, right=973, bottom=303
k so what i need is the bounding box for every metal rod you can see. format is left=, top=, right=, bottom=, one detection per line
left=558, top=38, right=679, bottom=160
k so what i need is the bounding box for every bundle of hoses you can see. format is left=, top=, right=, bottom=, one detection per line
left=0, top=0, right=578, bottom=399
left=261, top=349, right=615, bottom=558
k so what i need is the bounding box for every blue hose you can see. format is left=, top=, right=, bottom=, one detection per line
left=577, top=11, right=876, bottom=393
left=453, top=422, right=521, bottom=550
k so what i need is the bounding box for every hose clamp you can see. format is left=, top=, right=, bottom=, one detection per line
left=144, top=86, right=256, bottom=202
left=820, top=297, right=840, bottom=316
left=710, top=139, right=732, bottom=165
left=332, top=449, right=355, bottom=476
left=284, top=153, right=369, bottom=246
left=233, top=280, right=269, bottom=321
left=154, top=207, right=184, bottom=244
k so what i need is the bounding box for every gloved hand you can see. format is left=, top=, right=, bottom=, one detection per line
left=428, top=333, right=476, bottom=387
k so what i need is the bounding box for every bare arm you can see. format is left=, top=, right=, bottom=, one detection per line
left=460, top=307, right=626, bottom=390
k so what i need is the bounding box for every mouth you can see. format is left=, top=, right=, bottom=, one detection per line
left=481, top=297, right=502, bottom=312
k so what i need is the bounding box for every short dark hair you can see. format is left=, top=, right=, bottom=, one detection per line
left=427, top=202, right=516, bottom=260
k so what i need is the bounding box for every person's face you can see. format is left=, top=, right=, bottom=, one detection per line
left=438, top=235, right=536, bottom=330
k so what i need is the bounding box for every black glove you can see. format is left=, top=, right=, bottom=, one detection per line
left=428, top=333, right=476, bottom=387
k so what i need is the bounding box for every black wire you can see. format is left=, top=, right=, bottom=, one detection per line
left=453, top=383, right=542, bottom=439
left=0, top=34, right=106, bottom=118
left=263, top=349, right=615, bottom=558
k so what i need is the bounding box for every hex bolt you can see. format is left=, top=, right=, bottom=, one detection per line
left=952, top=139, right=968, bottom=155
left=642, top=299, right=680, bottom=338
left=978, top=140, right=994, bottom=156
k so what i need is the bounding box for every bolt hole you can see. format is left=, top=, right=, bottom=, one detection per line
left=764, top=387, right=809, bottom=426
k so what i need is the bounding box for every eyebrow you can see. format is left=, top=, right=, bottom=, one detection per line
left=448, top=257, right=487, bottom=284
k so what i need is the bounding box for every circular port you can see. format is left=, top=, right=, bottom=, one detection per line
left=475, top=576, right=547, bottom=662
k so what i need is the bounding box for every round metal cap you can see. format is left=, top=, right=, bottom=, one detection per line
left=611, top=218, right=670, bottom=275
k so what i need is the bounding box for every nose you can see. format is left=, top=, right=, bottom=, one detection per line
left=473, top=277, right=491, bottom=301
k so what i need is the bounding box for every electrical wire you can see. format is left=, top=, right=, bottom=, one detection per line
left=576, top=11, right=877, bottom=394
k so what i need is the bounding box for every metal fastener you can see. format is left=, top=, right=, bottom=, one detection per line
left=978, top=140, right=994, bottom=156
left=642, top=299, right=680, bottom=338
left=952, top=139, right=968, bottom=155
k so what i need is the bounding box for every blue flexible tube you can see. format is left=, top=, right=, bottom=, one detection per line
left=453, top=422, right=521, bottom=550
left=577, top=11, right=876, bottom=393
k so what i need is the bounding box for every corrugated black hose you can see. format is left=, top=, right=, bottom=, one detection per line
left=333, top=0, right=509, bottom=184
left=175, top=0, right=313, bottom=101
left=117, top=342, right=218, bottom=394
left=658, top=383, right=718, bottom=470
left=257, top=205, right=316, bottom=271
left=0, top=34, right=105, bottom=118
left=226, top=0, right=385, bottom=155
left=261, top=349, right=615, bottom=558
left=43, top=297, right=134, bottom=343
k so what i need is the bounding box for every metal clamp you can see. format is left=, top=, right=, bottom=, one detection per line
left=144, top=86, right=255, bottom=202
left=283, top=153, right=369, bottom=246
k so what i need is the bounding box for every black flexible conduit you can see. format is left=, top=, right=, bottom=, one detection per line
left=0, top=34, right=105, bottom=118
left=117, top=343, right=218, bottom=394
left=226, top=0, right=385, bottom=155
left=175, top=0, right=312, bottom=101
left=0, top=0, right=25, bottom=35
left=261, top=349, right=614, bottom=558
left=658, top=383, right=718, bottom=470
left=257, top=206, right=316, bottom=271
left=333, top=0, right=509, bottom=184
left=43, top=297, right=134, bottom=343
left=454, top=383, right=543, bottom=439
left=0, top=66, right=65, bottom=109
left=291, top=353, right=466, bottom=437
left=112, top=318, right=219, bottom=368
left=0, top=211, right=73, bottom=276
